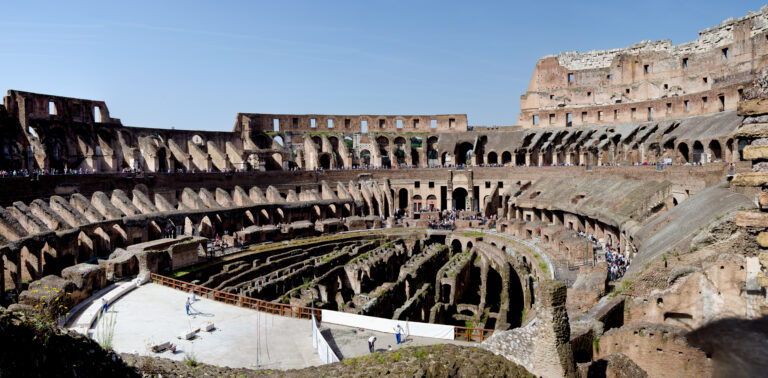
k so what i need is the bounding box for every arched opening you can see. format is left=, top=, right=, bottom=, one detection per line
left=156, top=148, right=168, bottom=172
left=451, top=239, right=463, bottom=254
left=441, top=152, right=451, bottom=166
left=410, top=136, right=422, bottom=166
left=394, top=137, right=407, bottom=166
left=427, top=136, right=439, bottom=165
left=516, top=151, right=526, bottom=166
left=273, top=136, right=285, bottom=147
left=311, top=136, right=323, bottom=151
left=507, top=265, right=525, bottom=328
left=692, top=141, right=704, bottom=164
left=455, top=142, right=474, bottom=166
left=398, top=188, right=408, bottom=212
left=709, top=140, right=722, bottom=161
left=452, top=187, right=468, bottom=211
left=485, top=267, right=503, bottom=327
left=319, top=153, right=332, bottom=169
left=412, top=194, right=423, bottom=212
left=377, top=136, right=390, bottom=168
left=487, top=152, right=498, bottom=164
left=359, top=149, right=371, bottom=166
left=501, top=151, right=512, bottom=165
left=426, top=194, right=437, bottom=211
left=677, top=143, right=689, bottom=163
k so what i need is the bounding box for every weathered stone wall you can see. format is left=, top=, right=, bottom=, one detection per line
left=518, top=6, right=768, bottom=127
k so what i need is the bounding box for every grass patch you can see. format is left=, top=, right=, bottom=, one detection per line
left=183, top=351, right=199, bottom=368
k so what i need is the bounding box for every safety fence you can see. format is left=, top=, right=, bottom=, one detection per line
left=454, top=326, right=494, bottom=342
left=150, top=273, right=320, bottom=320
left=312, top=313, right=341, bottom=364
left=151, top=273, right=492, bottom=343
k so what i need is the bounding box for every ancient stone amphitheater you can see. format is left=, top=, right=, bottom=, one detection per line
left=3, top=6, right=768, bottom=378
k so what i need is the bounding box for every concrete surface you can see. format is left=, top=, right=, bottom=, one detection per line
left=321, top=322, right=475, bottom=359
left=96, top=283, right=323, bottom=370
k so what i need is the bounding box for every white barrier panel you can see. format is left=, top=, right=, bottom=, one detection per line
left=312, top=313, right=341, bottom=364
left=320, top=309, right=454, bottom=340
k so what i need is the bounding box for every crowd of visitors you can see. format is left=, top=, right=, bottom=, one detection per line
left=605, top=246, right=629, bottom=281
left=577, top=231, right=630, bottom=281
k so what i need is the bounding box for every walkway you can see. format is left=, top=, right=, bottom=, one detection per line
left=86, top=283, right=322, bottom=370
left=321, top=323, right=473, bottom=359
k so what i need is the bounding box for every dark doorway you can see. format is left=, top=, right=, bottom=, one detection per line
left=453, top=187, right=468, bottom=211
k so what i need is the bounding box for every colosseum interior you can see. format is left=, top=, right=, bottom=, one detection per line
left=3, top=5, right=768, bottom=378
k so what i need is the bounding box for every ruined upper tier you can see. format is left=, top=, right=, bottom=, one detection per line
left=518, top=6, right=768, bottom=128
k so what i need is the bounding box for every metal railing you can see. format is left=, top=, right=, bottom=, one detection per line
left=454, top=326, right=494, bottom=342
left=150, top=273, right=321, bottom=320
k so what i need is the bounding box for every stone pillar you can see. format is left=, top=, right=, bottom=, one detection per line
left=537, top=152, right=543, bottom=167
left=552, top=151, right=558, bottom=166
left=533, top=280, right=577, bottom=377
left=609, top=144, right=615, bottom=165
left=565, top=151, right=571, bottom=165
left=525, top=153, right=531, bottom=167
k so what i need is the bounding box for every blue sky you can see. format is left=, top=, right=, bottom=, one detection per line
left=1, top=1, right=766, bottom=130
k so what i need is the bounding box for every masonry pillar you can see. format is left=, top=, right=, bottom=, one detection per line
left=537, top=152, right=543, bottom=167
left=565, top=151, right=571, bottom=165
left=532, top=280, right=577, bottom=377
left=552, top=151, right=558, bottom=166
left=525, top=153, right=531, bottom=167
left=609, top=144, right=615, bottom=165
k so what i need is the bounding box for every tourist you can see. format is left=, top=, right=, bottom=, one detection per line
left=367, top=336, right=376, bottom=353
left=393, top=323, right=404, bottom=344
left=186, top=297, right=191, bottom=315
left=101, top=298, right=108, bottom=314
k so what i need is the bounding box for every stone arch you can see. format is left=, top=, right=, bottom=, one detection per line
left=397, top=188, right=408, bottom=212
left=501, top=151, right=512, bottom=165
left=677, top=143, right=690, bottom=164
left=318, top=153, right=332, bottom=170
left=453, top=187, right=468, bottom=211
left=692, top=141, right=704, bottom=164
left=456, top=142, right=474, bottom=166
left=709, top=140, right=722, bottom=161
left=451, top=239, right=463, bottom=254
left=487, top=151, right=498, bottom=164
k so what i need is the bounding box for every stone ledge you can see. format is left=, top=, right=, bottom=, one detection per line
left=735, top=210, right=768, bottom=228
left=743, top=145, right=768, bottom=160
left=736, top=123, right=768, bottom=138
left=731, top=172, right=768, bottom=187
left=738, top=98, right=768, bottom=116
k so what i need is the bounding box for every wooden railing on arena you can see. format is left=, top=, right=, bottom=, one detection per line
left=150, top=273, right=321, bottom=320
left=151, top=273, right=493, bottom=343
left=454, top=326, right=494, bottom=342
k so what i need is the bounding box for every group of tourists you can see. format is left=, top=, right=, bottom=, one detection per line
left=605, top=247, right=629, bottom=281
left=0, top=168, right=97, bottom=177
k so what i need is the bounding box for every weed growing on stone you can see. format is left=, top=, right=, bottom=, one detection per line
left=96, top=310, right=117, bottom=349
left=183, top=350, right=199, bottom=368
